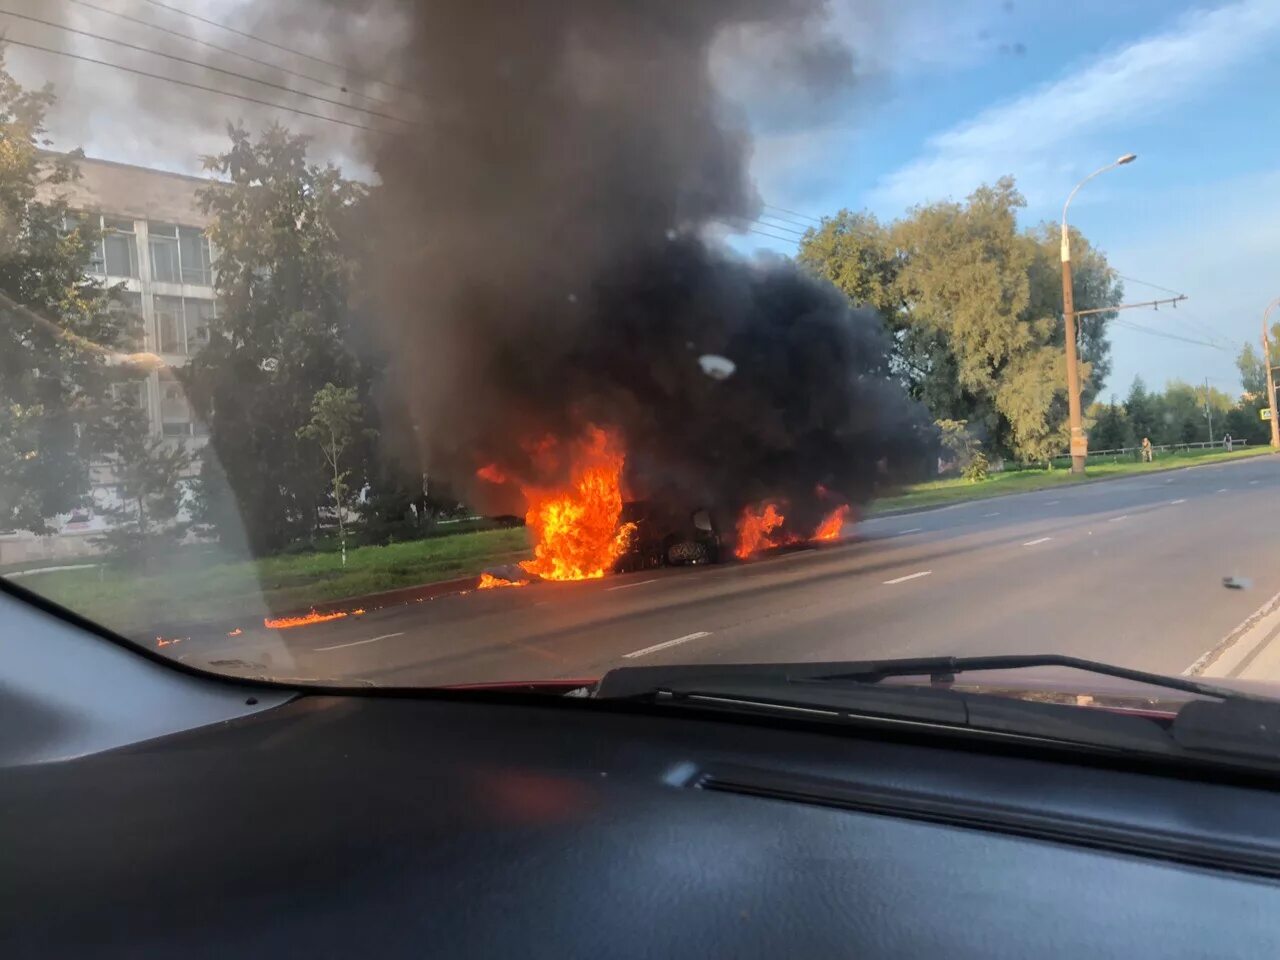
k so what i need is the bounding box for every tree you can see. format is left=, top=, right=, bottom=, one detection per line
left=297, top=382, right=366, bottom=566
left=1237, top=342, right=1267, bottom=399
left=94, top=396, right=192, bottom=566
left=1124, top=377, right=1157, bottom=444
left=0, top=57, right=133, bottom=532
left=1088, top=400, right=1131, bottom=452
left=798, top=176, right=1121, bottom=465
left=183, top=125, right=371, bottom=555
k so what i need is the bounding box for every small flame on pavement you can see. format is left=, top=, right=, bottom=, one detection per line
left=478, top=572, right=531, bottom=590
left=265, top=610, right=348, bottom=630
left=156, top=636, right=186, bottom=647
left=226, top=628, right=243, bottom=637
left=812, top=504, right=850, bottom=542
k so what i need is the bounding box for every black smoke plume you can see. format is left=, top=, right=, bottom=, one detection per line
left=309, top=0, right=931, bottom=529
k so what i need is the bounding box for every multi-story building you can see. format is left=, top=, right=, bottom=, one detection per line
left=52, top=153, right=221, bottom=440
left=1, top=155, right=220, bottom=563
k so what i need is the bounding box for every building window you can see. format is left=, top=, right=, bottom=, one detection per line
left=108, top=291, right=145, bottom=347
left=148, top=222, right=181, bottom=284
left=149, top=222, right=212, bottom=286
left=160, top=378, right=192, bottom=436
left=186, top=297, right=217, bottom=351
left=103, top=217, right=139, bottom=278
left=110, top=379, right=147, bottom=409
left=179, top=226, right=213, bottom=285
left=154, top=295, right=185, bottom=353
left=67, top=213, right=139, bottom=278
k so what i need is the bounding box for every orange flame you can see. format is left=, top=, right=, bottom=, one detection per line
left=735, top=502, right=787, bottom=559
left=226, top=627, right=243, bottom=637
left=476, top=463, right=507, bottom=484
left=517, top=426, right=635, bottom=581
left=478, top=572, right=530, bottom=590
left=265, top=610, right=348, bottom=629
left=812, top=504, right=850, bottom=541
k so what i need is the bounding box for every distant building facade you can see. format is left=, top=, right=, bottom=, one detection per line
left=2, top=155, right=219, bottom=563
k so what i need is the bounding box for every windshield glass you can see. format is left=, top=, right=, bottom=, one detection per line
left=3, top=0, right=1279, bottom=712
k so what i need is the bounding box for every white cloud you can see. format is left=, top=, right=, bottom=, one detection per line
left=870, top=0, right=1280, bottom=210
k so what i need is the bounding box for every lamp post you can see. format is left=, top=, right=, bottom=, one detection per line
left=1262, top=297, right=1280, bottom=451
left=1061, top=153, right=1137, bottom=474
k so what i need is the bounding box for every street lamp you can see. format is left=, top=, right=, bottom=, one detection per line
left=1060, top=153, right=1137, bottom=474
left=1262, top=297, right=1280, bottom=451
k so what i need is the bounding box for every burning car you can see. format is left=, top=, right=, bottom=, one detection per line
left=613, top=501, right=723, bottom=572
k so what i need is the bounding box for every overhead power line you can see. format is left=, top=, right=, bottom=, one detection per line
left=1, top=8, right=415, bottom=126
left=1112, top=318, right=1224, bottom=351
left=1112, top=272, right=1183, bottom=298
left=758, top=210, right=815, bottom=232
left=2, top=36, right=383, bottom=132
left=745, top=227, right=800, bottom=245
left=763, top=203, right=821, bottom=225
left=135, top=0, right=414, bottom=97
left=61, top=0, right=395, bottom=109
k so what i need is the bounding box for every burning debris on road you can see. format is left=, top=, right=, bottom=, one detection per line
left=274, top=0, right=931, bottom=576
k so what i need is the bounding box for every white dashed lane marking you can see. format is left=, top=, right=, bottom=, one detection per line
left=624, top=631, right=711, bottom=659
left=883, top=570, right=932, bottom=585
left=899, top=527, right=924, bottom=535
left=1023, top=537, right=1053, bottom=547
left=608, top=578, right=659, bottom=591
left=314, top=632, right=404, bottom=652
left=1108, top=515, right=1130, bottom=522
left=1169, top=498, right=1186, bottom=505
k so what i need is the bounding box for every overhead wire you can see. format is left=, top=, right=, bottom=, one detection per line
left=1111, top=318, right=1224, bottom=350
left=0, top=7, right=417, bottom=127
left=135, top=0, right=415, bottom=97
left=1111, top=271, right=1225, bottom=346
left=60, top=0, right=396, bottom=108
left=745, top=227, right=800, bottom=245
left=1, top=35, right=384, bottom=132
left=763, top=203, right=821, bottom=224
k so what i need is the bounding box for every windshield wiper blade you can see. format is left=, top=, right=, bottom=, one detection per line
left=813, top=654, right=1257, bottom=703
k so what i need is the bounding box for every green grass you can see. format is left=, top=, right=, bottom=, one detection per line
left=871, top=445, right=1269, bottom=514
left=17, top=527, right=532, bottom=636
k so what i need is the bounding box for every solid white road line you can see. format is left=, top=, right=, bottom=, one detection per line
left=623, top=631, right=711, bottom=659
left=608, top=578, right=659, bottom=591
left=883, top=570, right=932, bottom=585
left=1107, top=514, right=1130, bottom=522
left=1022, top=537, right=1053, bottom=547
left=1169, top=498, right=1186, bottom=505
left=314, top=632, right=404, bottom=652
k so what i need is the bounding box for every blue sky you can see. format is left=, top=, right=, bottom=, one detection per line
left=734, top=0, right=1280, bottom=398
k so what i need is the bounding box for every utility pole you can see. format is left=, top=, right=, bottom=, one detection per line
left=1263, top=298, right=1280, bottom=451
left=1204, top=377, right=1213, bottom=444
left=1060, top=232, right=1086, bottom=473
left=1060, top=154, right=1137, bottom=475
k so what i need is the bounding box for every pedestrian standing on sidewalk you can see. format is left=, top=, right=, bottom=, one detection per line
left=1141, top=437, right=1153, bottom=463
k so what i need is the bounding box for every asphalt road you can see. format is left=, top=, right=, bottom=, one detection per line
left=188, top=455, right=1280, bottom=687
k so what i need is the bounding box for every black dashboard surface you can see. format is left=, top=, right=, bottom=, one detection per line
left=3, top=692, right=1279, bottom=958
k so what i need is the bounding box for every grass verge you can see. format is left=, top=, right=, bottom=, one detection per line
left=15, top=527, right=531, bottom=636
left=871, top=446, right=1270, bottom=514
